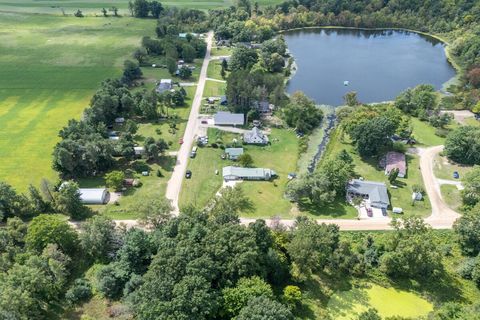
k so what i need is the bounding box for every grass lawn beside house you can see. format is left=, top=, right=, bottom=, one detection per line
left=210, top=47, right=233, bottom=57
left=321, top=129, right=431, bottom=218
left=207, top=59, right=229, bottom=80
left=411, top=118, right=446, bottom=146
left=203, top=80, right=226, bottom=98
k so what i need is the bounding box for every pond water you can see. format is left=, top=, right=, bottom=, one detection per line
left=284, top=28, right=456, bottom=106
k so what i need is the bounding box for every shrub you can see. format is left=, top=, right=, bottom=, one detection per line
left=132, top=161, right=150, bottom=173
left=65, top=278, right=92, bottom=305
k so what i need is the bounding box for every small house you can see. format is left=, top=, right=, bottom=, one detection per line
left=156, top=79, right=173, bottom=94
left=347, top=179, right=390, bottom=210
left=134, top=146, right=145, bottom=156
left=225, top=148, right=244, bottom=160
left=223, top=166, right=276, bottom=181
left=114, top=117, right=125, bottom=124
left=79, top=188, right=109, bottom=205
left=252, top=101, right=272, bottom=113
left=243, top=127, right=269, bottom=145
left=214, top=111, right=244, bottom=126
left=384, top=152, right=407, bottom=178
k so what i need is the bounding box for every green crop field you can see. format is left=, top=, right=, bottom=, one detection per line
left=0, top=0, right=283, bottom=14
left=0, top=13, right=155, bottom=191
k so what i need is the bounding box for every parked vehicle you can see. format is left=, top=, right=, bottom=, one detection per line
left=453, top=171, right=459, bottom=179
left=366, top=208, right=373, bottom=217
left=185, top=170, right=192, bottom=179
left=190, top=146, right=197, bottom=158
left=179, top=138, right=184, bottom=144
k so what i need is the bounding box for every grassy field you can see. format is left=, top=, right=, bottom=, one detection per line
left=326, top=283, right=433, bottom=319
left=207, top=59, right=229, bottom=80
left=0, top=0, right=283, bottom=14
left=323, top=129, right=431, bottom=217
left=411, top=118, right=446, bottom=146
left=0, top=13, right=154, bottom=191
left=203, top=80, right=226, bottom=97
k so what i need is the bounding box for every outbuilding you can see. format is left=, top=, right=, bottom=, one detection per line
left=214, top=111, right=244, bottom=126
left=225, top=148, right=244, bottom=160
left=223, top=166, right=276, bottom=181
left=134, top=146, right=145, bottom=156
left=156, top=79, right=173, bottom=93
left=79, top=188, right=109, bottom=205
left=384, top=151, right=407, bottom=178
left=114, top=117, right=125, bottom=124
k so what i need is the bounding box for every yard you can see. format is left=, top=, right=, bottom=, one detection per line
left=411, top=118, right=446, bottom=146
left=0, top=13, right=155, bottom=191
left=434, top=154, right=473, bottom=181
left=322, top=129, right=431, bottom=218
left=210, top=46, right=233, bottom=57
left=207, top=59, right=229, bottom=80
left=179, top=128, right=300, bottom=218
left=80, top=156, right=175, bottom=220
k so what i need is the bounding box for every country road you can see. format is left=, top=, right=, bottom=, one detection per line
left=165, top=31, right=213, bottom=215
left=68, top=145, right=461, bottom=232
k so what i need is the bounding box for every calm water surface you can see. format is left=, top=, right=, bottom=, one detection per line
left=285, top=29, right=456, bottom=106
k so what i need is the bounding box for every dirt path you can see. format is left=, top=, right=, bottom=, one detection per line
left=440, top=110, right=475, bottom=125
left=165, top=31, right=213, bottom=215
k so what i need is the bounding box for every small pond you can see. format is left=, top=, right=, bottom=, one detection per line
left=284, top=28, right=456, bottom=106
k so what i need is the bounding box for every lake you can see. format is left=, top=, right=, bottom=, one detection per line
left=284, top=28, right=456, bottom=106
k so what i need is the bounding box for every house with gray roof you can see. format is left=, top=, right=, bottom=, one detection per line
left=252, top=100, right=271, bottom=113
left=214, top=111, right=244, bottom=126
left=225, top=148, right=243, bottom=160
left=346, top=179, right=390, bottom=209
left=243, top=127, right=269, bottom=145
left=223, top=166, right=276, bottom=181
left=156, top=79, right=173, bottom=94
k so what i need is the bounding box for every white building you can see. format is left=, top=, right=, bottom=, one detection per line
left=79, top=188, right=109, bottom=204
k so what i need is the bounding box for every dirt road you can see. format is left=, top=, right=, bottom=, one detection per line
left=165, top=31, right=213, bottom=215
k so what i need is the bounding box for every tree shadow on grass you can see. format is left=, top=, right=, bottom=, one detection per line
left=298, top=196, right=356, bottom=218
left=157, top=155, right=176, bottom=172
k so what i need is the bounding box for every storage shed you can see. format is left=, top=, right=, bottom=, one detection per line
left=79, top=188, right=109, bottom=205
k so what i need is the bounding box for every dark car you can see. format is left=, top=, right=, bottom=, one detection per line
left=185, top=170, right=192, bottom=179
left=453, top=171, right=460, bottom=179
left=366, top=208, right=373, bottom=217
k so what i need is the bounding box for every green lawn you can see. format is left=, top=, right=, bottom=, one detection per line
left=441, top=184, right=462, bottom=210
left=433, top=154, right=473, bottom=180
left=326, top=283, right=433, bottom=319
left=324, top=129, right=431, bottom=217
left=411, top=118, right=446, bottom=146
left=179, top=128, right=300, bottom=218
left=211, top=46, right=233, bottom=56
left=203, top=80, right=226, bottom=97
left=80, top=156, right=175, bottom=220
left=207, top=59, right=229, bottom=80
left=0, top=13, right=154, bottom=191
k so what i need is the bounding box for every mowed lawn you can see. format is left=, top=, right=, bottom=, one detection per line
left=179, top=128, right=299, bottom=218
left=0, top=13, right=154, bottom=191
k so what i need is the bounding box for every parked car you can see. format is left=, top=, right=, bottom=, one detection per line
left=453, top=171, right=460, bottom=179
left=185, top=170, right=192, bottom=179
left=366, top=208, right=373, bottom=217
left=201, top=120, right=208, bottom=124
left=179, top=138, right=184, bottom=144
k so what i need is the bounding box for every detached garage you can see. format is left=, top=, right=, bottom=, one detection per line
left=79, top=188, right=109, bottom=204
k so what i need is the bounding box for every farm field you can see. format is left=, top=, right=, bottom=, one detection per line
left=0, top=0, right=283, bottom=14
left=0, top=13, right=154, bottom=191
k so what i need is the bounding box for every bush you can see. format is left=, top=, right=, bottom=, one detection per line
left=65, top=278, right=92, bottom=305
left=457, top=257, right=477, bottom=279
left=132, top=160, right=150, bottom=173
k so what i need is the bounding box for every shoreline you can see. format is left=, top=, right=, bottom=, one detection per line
left=281, top=26, right=461, bottom=104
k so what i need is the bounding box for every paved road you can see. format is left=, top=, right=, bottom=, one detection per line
left=165, top=31, right=213, bottom=215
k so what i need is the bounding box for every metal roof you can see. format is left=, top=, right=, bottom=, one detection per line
left=243, top=127, right=269, bottom=144
left=214, top=112, right=244, bottom=126
left=347, top=179, right=390, bottom=208
left=225, top=148, right=244, bottom=156
left=79, top=188, right=108, bottom=204
left=223, top=166, right=276, bottom=179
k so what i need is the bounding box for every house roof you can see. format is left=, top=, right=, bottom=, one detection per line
left=223, top=166, right=276, bottom=179
left=225, top=148, right=244, bottom=156
left=156, top=79, right=173, bottom=93
left=253, top=100, right=270, bottom=112
left=347, top=179, right=390, bottom=208
left=385, top=152, right=407, bottom=176
left=214, top=112, right=244, bottom=126
left=243, top=127, right=269, bottom=144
